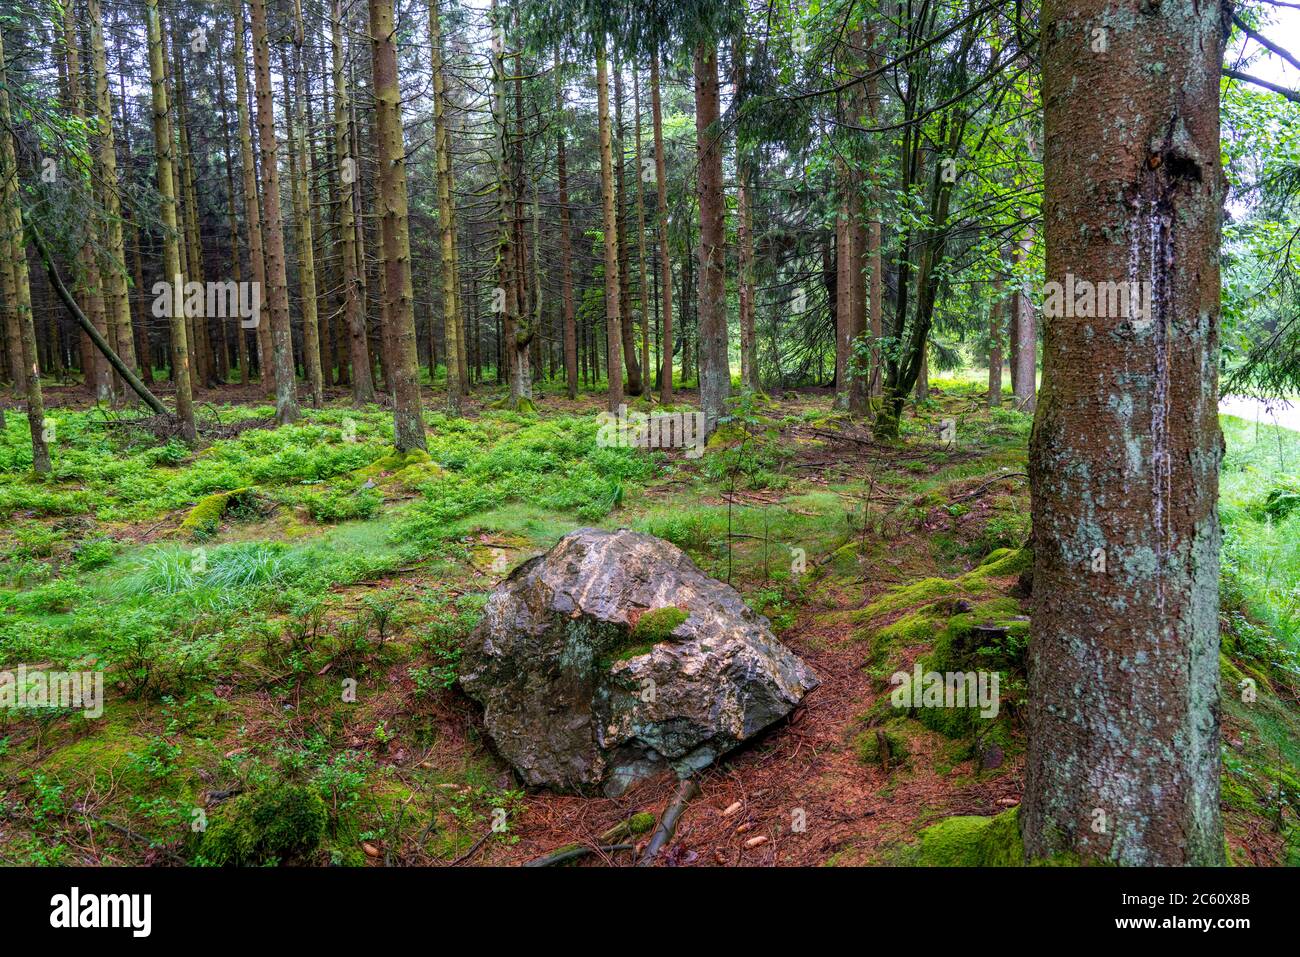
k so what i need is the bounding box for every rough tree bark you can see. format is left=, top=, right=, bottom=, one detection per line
left=430, top=0, right=462, bottom=415
left=250, top=0, right=301, bottom=425
left=232, top=0, right=273, bottom=389
left=556, top=53, right=578, bottom=400
left=1024, top=0, right=1227, bottom=865
left=597, top=41, right=623, bottom=412
left=329, top=0, right=374, bottom=406
left=88, top=0, right=137, bottom=382
left=289, top=3, right=324, bottom=407
left=368, top=0, right=427, bottom=450
left=145, top=0, right=196, bottom=442
left=650, top=50, right=674, bottom=404
left=988, top=273, right=1004, bottom=409
left=694, top=41, right=730, bottom=429
left=0, top=31, right=50, bottom=471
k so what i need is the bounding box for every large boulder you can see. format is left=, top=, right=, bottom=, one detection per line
left=460, top=528, right=819, bottom=795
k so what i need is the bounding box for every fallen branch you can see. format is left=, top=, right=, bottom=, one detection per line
left=637, top=777, right=699, bottom=867
left=522, top=842, right=634, bottom=867
left=950, top=472, right=1028, bottom=504
left=451, top=829, right=492, bottom=866
left=82, top=814, right=186, bottom=865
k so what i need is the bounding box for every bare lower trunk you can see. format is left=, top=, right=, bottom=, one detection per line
left=1025, top=0, right=1226, bottom=866
left=988, top=275, right=1004, bottom=408
left=145, top=0, right=195, bottom=441
left=369, top=0, right=426, bottom=450
left=250, top=0, right=300, bottom=424
left=328, top=0, right=374, bottom=406
left=597, top=44, right=622, bottom=411
left=0, top=31, right=49, bottom=471
left=651, top=52, right=673, bottom=404
left=694, top=41, right=730, bottom=429
left=1012, top=226, right=1037, bottom=411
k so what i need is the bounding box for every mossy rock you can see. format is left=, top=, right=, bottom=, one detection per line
left=179, top=487, right=256, bottom=540
left=869, top=601, right=948, bottom=659
left=606, top=607, right=691, bottom=666
left=200, top=784, right=328, bottom=866
left=900, top=806, right=1023, bottom=866
left=925, top=597, right=1028, bottom=674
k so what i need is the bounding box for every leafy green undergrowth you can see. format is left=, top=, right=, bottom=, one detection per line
left=0, top=399, right=664, bottom=864
left=1221, top=415, right=1300, bottom=652
left=0, top=405, right=395, bottom=523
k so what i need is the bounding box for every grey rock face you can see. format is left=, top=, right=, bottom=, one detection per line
left=459, top=528, right=819, bottom=795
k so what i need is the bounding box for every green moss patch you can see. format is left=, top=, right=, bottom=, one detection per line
left=199, top=783, right=328, bottom=866
left=899, top=806, right=1023, bottom=866
left=179, top=487, right=256, bottom=539
left=855, top=724, right=910, bottom=768
left=630, top=606, right=689, bottom=643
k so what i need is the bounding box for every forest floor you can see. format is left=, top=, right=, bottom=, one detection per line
left=0, top=377, right=1297, bottom=866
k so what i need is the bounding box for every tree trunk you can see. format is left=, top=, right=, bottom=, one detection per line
left=0, top=31, right=50, bottom=472
left=249, top=0, right=301, bottom=424
left=172, top=32, right=214, bottom=389
left=651, top=51, right=674, bottom=404
left=62, top=5, right=112, bottom=402
left=232, top=1, right=273, bottom=390
left=430, top=0, right=461, bottom=415
left=368, top=0, right=426, bottom=450
left=328, top=0, right=374, bottom=406
left=289, top=10, right=323, bottom=408
left=88, top=0, right=137, bottom=385
left=613, top=60, right=642, bottom=396
left=988, top=274, right=1004, bottom=409
left=597, top=42, right=623, bottom=412
left=214, top=23, right=248, bottom=385
left=694, top=41, right=730, bottom=429
left=1012, top=225, right=1037, bottom=411
left=633, top=65, right=651, bottom=394
left=145, top=0, right=196, bottom=442
left=556, top=53, right=578, bottom=400
left=1024, top=0, right=1226, bottom=866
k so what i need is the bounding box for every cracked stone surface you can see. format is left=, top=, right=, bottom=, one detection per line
left=460, top=527, right=820, bottom=795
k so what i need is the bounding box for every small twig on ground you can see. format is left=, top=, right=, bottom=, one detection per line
left=950, top=472, right=1028, bottom=504
left=451, top=830, right=492, bottom=866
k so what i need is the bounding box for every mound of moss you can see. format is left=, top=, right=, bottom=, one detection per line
left=900, top=806, right=1023, bottom=866
left=200, top=784, right=327, bottom=866
left=855, top=724, right=910, bottom=768
left=179, top=487, right=256, bottom=539
left=631, top=606, right=689, bottom=643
